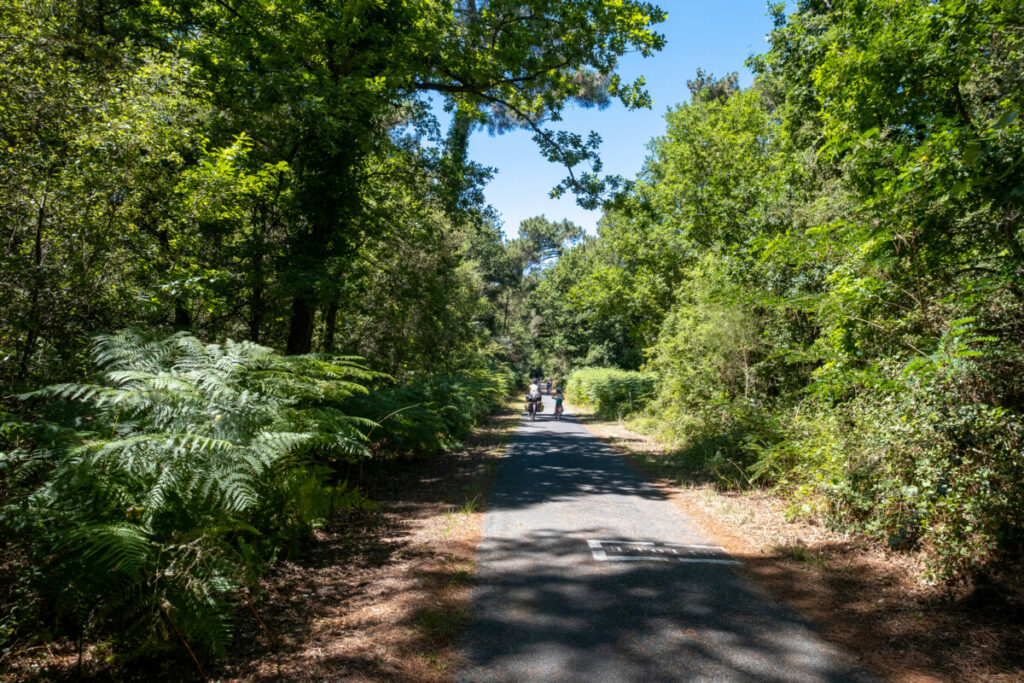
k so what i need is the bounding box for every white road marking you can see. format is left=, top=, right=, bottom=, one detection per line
left=586, top=539, right=740, bottom=565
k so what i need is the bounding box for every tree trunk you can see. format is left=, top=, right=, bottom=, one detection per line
left=286, top=295, right=316, bottom=354
left=502, top=291, right=511, bottom=335
left=440, top=0, right=479, bottom=212
left=173, top=301, right=192, bottom=329
left=249, top=286, right=264, bottom=344
left=321, top=300, right=338, bottom=353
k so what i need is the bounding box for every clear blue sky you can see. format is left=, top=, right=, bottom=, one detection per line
left=465, top=1, right=782, bottom=238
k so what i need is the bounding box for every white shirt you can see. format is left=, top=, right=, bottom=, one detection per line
left=528, top=383, right=540, bottom=396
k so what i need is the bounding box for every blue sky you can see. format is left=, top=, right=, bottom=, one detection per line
left=465, top=1, right=781, bottom=238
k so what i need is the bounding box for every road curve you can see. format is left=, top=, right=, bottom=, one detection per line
left=457, top=405, right=876, bottom=682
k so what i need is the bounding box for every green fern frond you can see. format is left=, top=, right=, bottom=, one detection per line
left=251, top=430, right=315, bottom=455
left=68, top=523, right=151, bottom=581
left=19, top=382, right=118, bottom=403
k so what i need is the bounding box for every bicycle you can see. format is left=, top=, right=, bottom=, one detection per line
left=526, top=396, right=541, bottom=421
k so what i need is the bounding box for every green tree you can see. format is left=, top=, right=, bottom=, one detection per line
left=550, top=0, right=1024, bottom=578
left=516, top=215, right=585, bottom=269
left=0, top=2, right=211, bottom=387
left=110, top=0, right=666, bottom=353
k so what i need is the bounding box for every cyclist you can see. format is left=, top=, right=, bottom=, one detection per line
left=526, top=379, right=542, bottom=418
left=553, top=387, right=564, bottom=419
left=545, top=377, right=552, bottom=394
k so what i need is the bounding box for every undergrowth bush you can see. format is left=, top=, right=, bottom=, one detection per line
left=633, top=316, right=1024, bottom=580
left=798, top=361, right=1024, bottom=581
left=632, top=273, right=778, bottom=487
left=0, top=330, right=379, bottom=659
left=629, top=395, right=783, bottom=489
left=565, top=367, right=657, bottom=418
left=350, top=364, right=514, bottom=457
left=0, top=332, right=516, bottom=662
left=0, top=332, right=517, bottom=665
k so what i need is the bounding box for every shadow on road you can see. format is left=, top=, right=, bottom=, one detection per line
left=461, top=529, right=872, bottom=682
left=459, top=415, right=875, bottom=681
left=489, top=416, right=667, bottom=510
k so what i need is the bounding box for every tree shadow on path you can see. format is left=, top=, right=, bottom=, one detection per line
left=460, top=530, right=875, bottom=682
left=488, top=415, right=668, bottom=510
left=460, top=415, right=877, bottom=681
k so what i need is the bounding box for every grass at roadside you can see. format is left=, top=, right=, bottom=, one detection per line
left=569, top=401, right=1024, bottom=683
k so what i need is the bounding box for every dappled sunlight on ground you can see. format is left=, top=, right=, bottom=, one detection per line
left=459, top=406, right=874, bottom=682
left=463, top=530, right=871, bottom=682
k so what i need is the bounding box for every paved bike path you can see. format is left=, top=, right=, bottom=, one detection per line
left=458, top=407, right=875, bottom=682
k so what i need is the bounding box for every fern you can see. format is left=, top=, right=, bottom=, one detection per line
left=347, top=365, right=513, bottom=456
left=3, top=330, right=514, bottom=660
left=2, top=329, right=379, bottom=658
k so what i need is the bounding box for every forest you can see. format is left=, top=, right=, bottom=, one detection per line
left=541, top=0, right=1024, bottom=584
left=2, top=0, right=1023, bottom=673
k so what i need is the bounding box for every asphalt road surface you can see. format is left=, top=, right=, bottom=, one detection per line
left=457, top=404, right=876, bottom=682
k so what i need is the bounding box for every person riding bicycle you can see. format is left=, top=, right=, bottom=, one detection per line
left=545, top=377, right=552, bottom=394
left=553, top=387, right=564, bottom=417
left=527, top=379, right=542, bottom=404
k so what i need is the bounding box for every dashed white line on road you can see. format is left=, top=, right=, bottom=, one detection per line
left=587, top=539, right=740, bottom=565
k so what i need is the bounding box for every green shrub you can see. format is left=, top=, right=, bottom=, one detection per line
left=350, top=364, right=514, bottom=457
left=800, top=361, right=1024, bottom=581
left=635, top=313, right=1024, bottom=579
left=565, top=367, right=657, bottom=418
